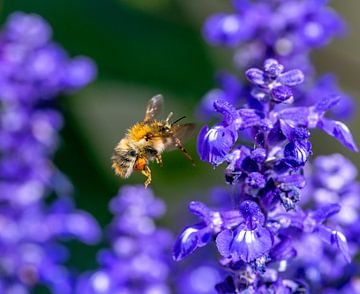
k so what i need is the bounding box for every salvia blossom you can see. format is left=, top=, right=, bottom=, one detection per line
left=174, top=58, right=358, bottom=293
left=199, top=0, right=355, bottom=120
left=0, top=12, right=99, bottom=293
left=76, top=185, right=173, bottom=294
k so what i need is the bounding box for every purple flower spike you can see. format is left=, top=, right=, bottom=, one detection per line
left=182, top=0, right=359, bottom=290
left=78, top=186, right=172, bottom=293
left=0, top=12, right=98, bottom=293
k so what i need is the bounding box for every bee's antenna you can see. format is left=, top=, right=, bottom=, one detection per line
left=172, top=116, right=186, bottom=125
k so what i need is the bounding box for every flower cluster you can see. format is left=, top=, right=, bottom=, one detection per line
left=203, top=0, right=345, bottom=71
left=0, top=12, right=100, bottom=293
left=199, top=0, right=355, bottom=120
left=289, top=154, right=360, bottom=293
left=174, top=59, right=358, bottom=293
left=77, top=185, right=173, bottom=294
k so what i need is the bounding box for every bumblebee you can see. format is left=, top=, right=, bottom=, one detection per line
left=111, top=94, right=195, bottom=187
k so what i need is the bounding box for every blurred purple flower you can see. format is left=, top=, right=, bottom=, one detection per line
left=76, top=185, right=172, bottom=294
left=0, top=12, right=99, bottom=293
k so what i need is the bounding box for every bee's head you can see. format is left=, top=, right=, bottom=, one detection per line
left=161, top=125, right=171, bottom=134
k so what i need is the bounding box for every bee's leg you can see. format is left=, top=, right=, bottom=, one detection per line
left=174, top=137, right=195, bottom=166
left=155, top=154, right=163, bottom=167
left=141, top=165, right=152, bottom=188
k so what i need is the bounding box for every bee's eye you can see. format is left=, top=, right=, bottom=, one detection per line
left=129, top=150, right=137, bottom=157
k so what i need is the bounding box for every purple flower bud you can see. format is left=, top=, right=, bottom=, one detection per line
left=283, top=140, right=312, bottom=168
left=263, top=58, right=284, bottom=77
left=271, top=85, right=293, bottom=103
left=277, top=69, right=305, bottom=86
left=173, top=223, right=211, bottom=261
left=239, top=201, right=265, bottom=227
left=246, top=172, right=266, bottom=189
left=245, top=68, right=266, bottom=86
left=251, top=148, right=267, bottom=163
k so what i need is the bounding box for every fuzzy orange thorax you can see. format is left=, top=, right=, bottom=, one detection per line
left=127, top=123, right=154, bottom=141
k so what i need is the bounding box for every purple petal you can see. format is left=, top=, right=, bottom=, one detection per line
left=317, top=118, right=358, bottom=152
left=229, top=225, right=273, bottom=262
left=173, top=223, right=211, bottom=261
left=278, top=69, right=305, bottom=86
left=277, top=107, right=312, bottom=127
left=313, top=204, right=341, bottom=223
left=237, top=109, right=263, bottom=129
left=277, top=174, right=306, bottom=189
left=197, top=124, right=238, bottom=166
left=245, top=68, right=266, bottom=86
left=314, top=95, right=341, bottom=113
left=270, top=238, right=297, bottom=261
left=317, top=225, right=350, bottom=262
left=188, top=201, right=210, bottom=219
left=213, top=100, right=239, bottom=126
left=216, top=229, right=233, bottom=257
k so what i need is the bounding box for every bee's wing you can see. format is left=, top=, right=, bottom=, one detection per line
left=166, top=123, right=196, bottom=150
left=144, top=94, right=164, bottom=122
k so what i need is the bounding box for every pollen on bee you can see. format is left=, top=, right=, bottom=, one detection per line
left=134, top=157, right=147, bottom=171
left=128, top=123, right=153, bottom=141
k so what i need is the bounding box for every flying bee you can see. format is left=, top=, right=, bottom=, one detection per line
left=111, top=94, right=195, bottom=187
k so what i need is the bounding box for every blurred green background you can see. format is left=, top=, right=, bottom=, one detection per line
left=1, top=0, right=359, bottom=287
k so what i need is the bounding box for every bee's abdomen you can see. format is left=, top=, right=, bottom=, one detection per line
left=111, top=145, right=137, bottom=178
